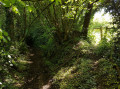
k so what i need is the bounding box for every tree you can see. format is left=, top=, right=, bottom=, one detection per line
left=105, top=0, right=120, bottom=28
left=82, top=0, right=99, bottom=38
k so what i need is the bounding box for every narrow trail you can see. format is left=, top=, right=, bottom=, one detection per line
left=22, top=48, right=51, bottom=89
left=21, top=47, right=100, bottom=89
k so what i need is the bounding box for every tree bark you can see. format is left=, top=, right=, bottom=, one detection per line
left=5, top=7, right=14, bottom=41
left=82, top=3, right=93, bottom=38
left=22, top=7, right=27, bottom=40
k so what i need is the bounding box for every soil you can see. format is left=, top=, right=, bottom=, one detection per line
left=22, top=48, right=51, bottom=89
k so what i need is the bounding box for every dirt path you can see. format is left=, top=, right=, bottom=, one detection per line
left=22, top=48, right=51, bottom=89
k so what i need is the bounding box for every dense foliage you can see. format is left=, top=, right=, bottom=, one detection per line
left=0, top=0, right=120, bottom=89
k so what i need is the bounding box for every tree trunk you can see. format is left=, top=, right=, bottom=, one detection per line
left=82, top=3, right=93, bottom=39
left=22, top=7, right=27, bottom=41
left=5, top=7, right=14, bottom=41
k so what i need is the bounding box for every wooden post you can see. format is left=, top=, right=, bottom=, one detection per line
left=104, top=26, right=108, bottom=39
left=100, top=27, right=103, bottom=40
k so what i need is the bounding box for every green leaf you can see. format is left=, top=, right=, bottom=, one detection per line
left=89, top=1, right=93, bottom=4
left=3, top=31, right=8, bottom=36
left=7, top=36, right=11, bottom=41
left=50, top=0, right=54, bottom=1
left=27, top=6, right=33, bottom=12
left=12, top=6, right=20, bottom=15
left=1, top=0, right=11, bottom=7
left=3, top=37, right=8, bottom=43
left=55, top=0, right=59, bottom=5
left=100, top=0, right=104, bottom=3
left=0, top=29, right=2, bottom=36
left=55, top=0, right=62, bottom=5
left=0, top=29, right=2, bottom=32
left=10, top=0, right=16, bottom=4
left=0, top=36, right=3, bottom=40
left=1, top=0, right=16, bottom=7
left=58, top=0, right=62, bottom=4
left=19, top=0, right=26, bottom=6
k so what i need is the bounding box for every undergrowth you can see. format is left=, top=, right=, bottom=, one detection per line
left=43, top=39, right=120, bottom=89
left=0, top=41, right=29, bottom=88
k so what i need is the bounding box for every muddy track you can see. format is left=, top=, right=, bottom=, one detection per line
left=22, top=48, right=51, bottom=89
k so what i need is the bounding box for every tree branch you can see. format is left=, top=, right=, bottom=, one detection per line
left=28, top=1, right=55, bottom=29
left=21, top=0, right=55, bottom=42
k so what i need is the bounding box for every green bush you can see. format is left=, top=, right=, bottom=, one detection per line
left=0, top=29, right=28, bottom=88
left=95, top=39, right=111, bottom=57
left=95, top=58, right=118, bottom=89
left=28, top=26, right=55, bottom=57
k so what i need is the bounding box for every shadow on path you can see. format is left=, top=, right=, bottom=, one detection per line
left=22, top=48, right=51, bottom=89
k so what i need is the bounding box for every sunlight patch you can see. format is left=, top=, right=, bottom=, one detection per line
left=93, top=9, right=112, bottom=22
